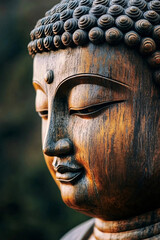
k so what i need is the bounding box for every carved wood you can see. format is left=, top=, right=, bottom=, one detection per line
left=29, top=0, right=160, bottom=239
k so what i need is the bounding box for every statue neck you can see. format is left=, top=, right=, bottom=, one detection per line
left=90, top=209, right=160, bottom=240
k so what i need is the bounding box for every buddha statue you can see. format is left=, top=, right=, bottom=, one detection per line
left=28, top=0, right=160, bottom=239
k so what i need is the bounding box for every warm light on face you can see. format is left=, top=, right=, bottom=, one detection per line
left=33, top=43, right=160, bottom=220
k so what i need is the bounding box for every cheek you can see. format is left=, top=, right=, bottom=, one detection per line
left=69, top=103, right=134, bottom=189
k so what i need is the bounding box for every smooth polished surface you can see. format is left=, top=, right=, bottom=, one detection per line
left=33, top=43, right=160, bottom=223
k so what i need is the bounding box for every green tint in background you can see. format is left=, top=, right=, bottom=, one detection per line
left=0, top=1, right=89, bottom=239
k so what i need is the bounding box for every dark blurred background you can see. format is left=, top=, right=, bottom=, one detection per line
left=0, top=1, right=89, bottom=239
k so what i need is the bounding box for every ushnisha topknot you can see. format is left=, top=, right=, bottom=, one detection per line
left=28, top=0, right=160, bottom=82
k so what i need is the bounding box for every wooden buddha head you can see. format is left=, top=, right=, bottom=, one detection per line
left=28, top=0, right=160, bottom=221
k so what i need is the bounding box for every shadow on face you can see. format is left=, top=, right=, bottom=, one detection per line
left=33, top=43, right=160, bottom=220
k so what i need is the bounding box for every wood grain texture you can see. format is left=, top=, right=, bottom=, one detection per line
left=33, top=42, right=160, bottom=239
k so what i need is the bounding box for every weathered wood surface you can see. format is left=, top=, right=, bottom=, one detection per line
left=33, top=43, right=160, bottom=239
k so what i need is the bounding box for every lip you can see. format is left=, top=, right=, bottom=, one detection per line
left=54, top=165, right=84, bottom=183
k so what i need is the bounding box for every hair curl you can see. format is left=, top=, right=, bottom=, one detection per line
left=28, top=0, right=160, bottom=83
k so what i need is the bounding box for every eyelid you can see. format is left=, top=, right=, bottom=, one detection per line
left=36, top=107, right=48, bottom=112
left=37, top=110, right=48, bottom=119
left=69, top=100, right=125, bottom=111
left=69, top=100, right=126, bottom=116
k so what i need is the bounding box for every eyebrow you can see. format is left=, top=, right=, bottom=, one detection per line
left=33, top=80, right=48, bottom=95
left=55, top=73, right=132, bottom=94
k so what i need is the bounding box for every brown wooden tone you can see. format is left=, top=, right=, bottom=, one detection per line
left=33, top=43, right=160, bottom=239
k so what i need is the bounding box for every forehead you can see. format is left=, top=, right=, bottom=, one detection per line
left=33, top=43, right=151, bottom=94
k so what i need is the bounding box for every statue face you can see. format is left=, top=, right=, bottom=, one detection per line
left=33, top=43, right=160, bottom=220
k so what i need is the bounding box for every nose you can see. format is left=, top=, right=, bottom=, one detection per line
left=43, top=138, right=73, bottom=157
left=42, top=98, right=73, bottom=157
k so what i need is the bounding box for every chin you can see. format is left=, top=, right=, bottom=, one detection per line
left=59, top=177, right=100, bottom=216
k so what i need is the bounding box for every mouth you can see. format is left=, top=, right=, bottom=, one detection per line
left=53, top=165, right=84, bottom=183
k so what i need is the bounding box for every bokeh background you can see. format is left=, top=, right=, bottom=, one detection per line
left=0, top=1, right=89, bottom=239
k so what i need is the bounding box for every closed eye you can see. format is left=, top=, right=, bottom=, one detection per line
left=69, top=100, right=126, bottom=116
left=38, top=110, right=48, bottom=119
